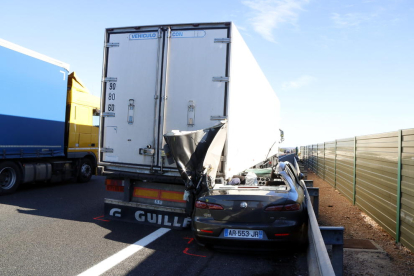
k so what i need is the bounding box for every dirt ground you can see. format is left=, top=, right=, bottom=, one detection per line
left=307, top=171, right=414, bottom=276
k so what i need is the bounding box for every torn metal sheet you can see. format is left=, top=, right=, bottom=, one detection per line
left=163, top=123, right=227, bottom=190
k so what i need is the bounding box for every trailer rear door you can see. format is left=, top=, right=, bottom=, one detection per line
left=102, top=30, right=162, bottom=166
left=101, top=26, right=229, bottom=169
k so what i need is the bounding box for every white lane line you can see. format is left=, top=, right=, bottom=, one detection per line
left=78, top=228, right=170, bottom=276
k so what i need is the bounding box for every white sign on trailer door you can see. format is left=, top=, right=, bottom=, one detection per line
left=102, top=31, right=162, bottom=165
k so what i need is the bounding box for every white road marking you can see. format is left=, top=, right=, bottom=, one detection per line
left=78, top=228, right=170, bottom=276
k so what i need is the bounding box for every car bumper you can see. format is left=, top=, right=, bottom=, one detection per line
left=192, top=217, right=307, bottom=249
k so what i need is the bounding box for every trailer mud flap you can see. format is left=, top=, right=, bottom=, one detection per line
left=104, top=203, right=191, bottom=229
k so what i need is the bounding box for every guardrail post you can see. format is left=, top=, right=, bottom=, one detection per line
left=307, top=187, right=319, bottom=219
left=304, top=180, right=313, bottom=188
left=320, top=226, right=344, bottom=276
left=334, top=139, right=337, bottom=189
left=353, top=136, right=356, bottom=205
left=396, top=129, right=402, bottom=243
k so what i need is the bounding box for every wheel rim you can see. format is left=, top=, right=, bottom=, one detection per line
left=81, top=163, right=92, bottom=178
left=0, top=167, right=17, bottom=190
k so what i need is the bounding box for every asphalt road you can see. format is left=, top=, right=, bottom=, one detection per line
left=0, top=172, right=307, bottom=276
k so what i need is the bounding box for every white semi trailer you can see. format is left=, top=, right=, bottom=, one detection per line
left=99, top=22, right=280, bottom=228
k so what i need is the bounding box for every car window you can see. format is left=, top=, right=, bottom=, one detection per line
left=285, top=165, right=300, bottom=189
left=285, top=164, right=298, bottom=182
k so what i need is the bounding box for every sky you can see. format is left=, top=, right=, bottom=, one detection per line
left=1, top=0, right=413, bottom=147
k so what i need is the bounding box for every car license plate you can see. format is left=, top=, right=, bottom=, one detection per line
left=224, top=229, right=263, bottom=239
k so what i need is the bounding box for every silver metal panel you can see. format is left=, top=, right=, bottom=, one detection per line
left=102, top=31, right=162, bottom=165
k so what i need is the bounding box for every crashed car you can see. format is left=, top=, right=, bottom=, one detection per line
left=191, top=161, right=308, bottom=249
left=163, top=123, right=308, bottom=248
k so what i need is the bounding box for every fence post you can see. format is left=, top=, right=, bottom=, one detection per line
left=323, top=142, right=326, bottom=180
left=334, top=140, right=337, bottom=189
left=322, top=142, right=326, bottom=180
left=353, top=136, right=356, bottom=206
left=396, top=129, right=402, bottom=243
left=306, top=146, right=308, bottom=168
left=312, top=145, right=314, bottom=172
left=317, top=144, right=319, bottom=176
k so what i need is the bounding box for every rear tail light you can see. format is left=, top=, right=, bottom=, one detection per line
left=264, top=205, right=284, bottom=211
left=283, top=203, right=300, bottom=211
left=200, top=229, right=213, bottom=233
left=265, top=203, right=300, bottom=211
left=195, top=201, right=223, bottom=210
left=105, top=179, right=123, bottom=186
left=105, top=179, right=124, bottom=192
left=275, top=233, right=290, bottom=236
left=195, top=201, right=208, bottom=209
left=207, top=203, right=224, bottom=210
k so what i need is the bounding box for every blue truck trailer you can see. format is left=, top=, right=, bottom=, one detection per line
left=0, top=39, right=100, bottom=195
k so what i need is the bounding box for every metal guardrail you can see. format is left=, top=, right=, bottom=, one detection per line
left=305, top=184, right=336, bottom=275
left=296, top=157, right=344, bottom=276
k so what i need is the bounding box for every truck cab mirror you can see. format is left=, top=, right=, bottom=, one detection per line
left=93, top=108, right=101, bottom=116
left=299, top=173, right=305, bottom=180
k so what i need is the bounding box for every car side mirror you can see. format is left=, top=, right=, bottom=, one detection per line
left=299, top=173, right=305, bottom=180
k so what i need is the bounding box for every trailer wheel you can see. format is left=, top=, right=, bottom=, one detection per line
left=0, top=161, right=22, bottom=195
left=77, top=158, right=93, bottom=183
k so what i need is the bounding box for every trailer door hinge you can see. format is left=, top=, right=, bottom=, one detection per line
left=101, top=148, right=114, bottom=153
left=187, top=100, right=195, bottom=126
left=106, top=42, right=119, bottom=47
left=210, top=116, right=227, bottom=120
left=214, top=38, right=231, bottom=43
left=104, top=77, right=117, bottom=82
left=102, top=112, right=115, bottom=117
left=212, top=77, right=229, bottom=82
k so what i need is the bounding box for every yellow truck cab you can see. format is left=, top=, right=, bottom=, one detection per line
left=66, top=72, right=100, bottom=182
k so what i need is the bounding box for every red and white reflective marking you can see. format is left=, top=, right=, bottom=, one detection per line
left=182, top=237, right=206, bottom=258
left=93, top=215, right=109, bottom=222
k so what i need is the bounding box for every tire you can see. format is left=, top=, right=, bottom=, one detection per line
left=77, top=158, right=93, bottom=183
left=0, top=161, right=22, bottom=195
